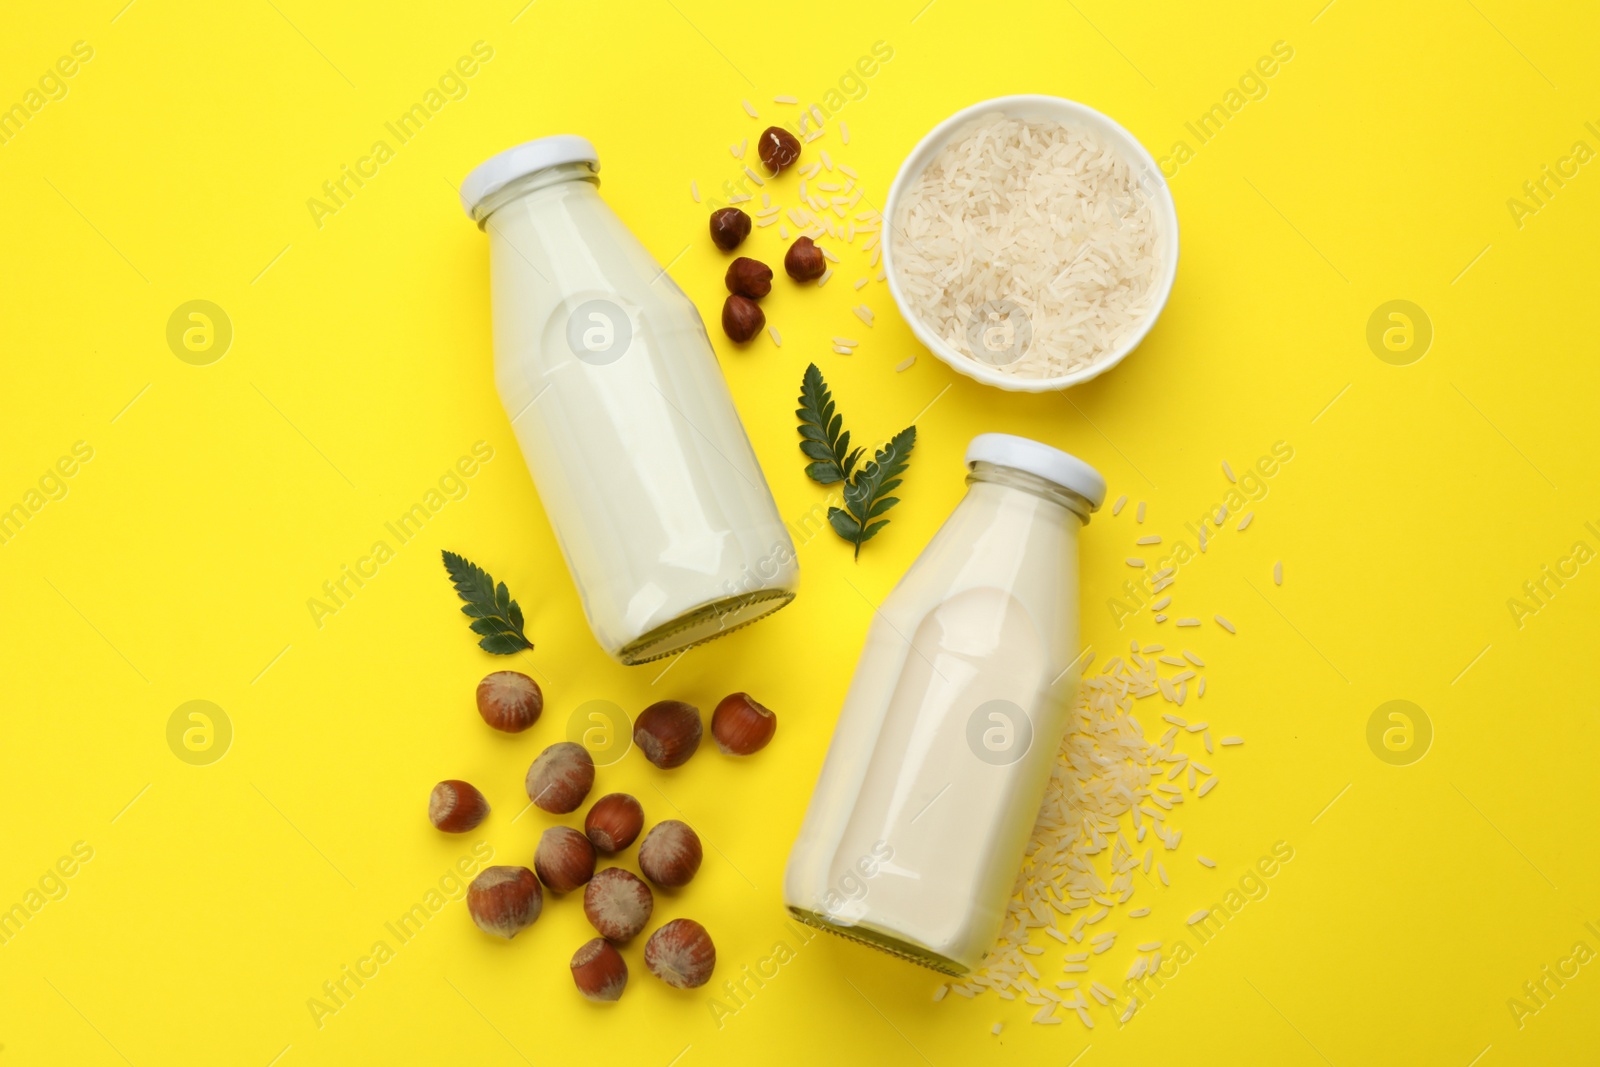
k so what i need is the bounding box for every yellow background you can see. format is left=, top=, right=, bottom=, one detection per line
left=3, top=0, right=1598, bottom=1063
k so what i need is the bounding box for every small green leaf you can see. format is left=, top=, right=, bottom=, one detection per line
left=478, top=631, right=531, bottom=655
left=805, top=460, right=844, bottom=484
left=796, top=367, right=919, bottom=559
left=828, top=507, right=860, bottom=542
left=442, top=550, right=534, bottom=655
left=797, top=364, right=863, bottom=488
left=800, top=439, right=836, bottom=463
left=836, top=425, right=916, bottom=558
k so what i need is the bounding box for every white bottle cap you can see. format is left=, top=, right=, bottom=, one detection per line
left=459, top=135, right=599, bottom=219
left=965, top=433, right=1106, bottom=510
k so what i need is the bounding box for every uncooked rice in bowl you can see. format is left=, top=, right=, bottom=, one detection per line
left=892, top=113, right=1164, bottom=379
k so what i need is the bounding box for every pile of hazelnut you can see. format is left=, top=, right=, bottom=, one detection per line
left=427, top=671, right=777, bottom=1002
left=710, top=126, right=828, bottom=344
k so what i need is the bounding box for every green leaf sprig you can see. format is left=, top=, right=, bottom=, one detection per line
left=441, top=550, right=534, bottom=654
left=796, top=363, right=917, bottom=558
left=797, top=363, right=863, bottom=485
left=831, top=426, right=916, bottom=557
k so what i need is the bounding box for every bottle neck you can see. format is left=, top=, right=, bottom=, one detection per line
left=471, top=161, right=600, bottom=227
left=965, top=461, right=1095, bottom=523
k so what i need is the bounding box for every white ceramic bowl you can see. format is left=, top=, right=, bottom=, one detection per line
left=882, top=95, right=1179, bottom=393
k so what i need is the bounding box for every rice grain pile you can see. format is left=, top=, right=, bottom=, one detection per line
left=937, top=640, right=1237, bottom=1027
left=893, top=114, right=1165, bottom=378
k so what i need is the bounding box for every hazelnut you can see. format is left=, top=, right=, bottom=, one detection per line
left=709, top=207, right=751, bottom=251
left=644, top=919, right=716, bottom=989
left=633, top=701, right=703, bottom=769
left=725, top=257, right=773, bottom=299
left=583, top=867, right=653, bottom=942
left=784, top=237, right=826, bottom=282
left=638, top=819, right=703, bottom=888
left=428, top=779, right=489, bottom=833
left=535, top=825, right=596, bottom=893
left=757, top=126, right=802, bottom=174
left=467, top=866, right=542, bottom=939
left=526, top=742, right=595, bottom=814
left=721, top=295, right=765, bottom=344
left=570, top=938, right=628, bottom=1002
left=711, top=693, right=776, bottom=756
left=585, top=793, right=645, bottom=854
left=475, top=670, right=542, bottom=732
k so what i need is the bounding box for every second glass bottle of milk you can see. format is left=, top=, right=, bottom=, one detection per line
left=784, top=434, right=1105, bottom=974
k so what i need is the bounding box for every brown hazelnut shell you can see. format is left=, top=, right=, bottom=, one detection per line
left=711, top=693, right=776, bottom=755
left=644, top=918, right=716, bottom=988
left=585, top=793, right=645, bottom=854
left=475, top=671, right=542, bottom=732
left=638, top=819, right=703, bottom=888
left=428, top=780, right=490, bottom=833
left=571, top=938, right=628, bottom=1002
left=583, top=867, right=654, bottom=942
left=526, top=742, right=596, bottom=814
left=467, top=866, right=542, bottom=939
left=535, top=825, right=597, bottom=893
left=633, top=701, right=703, bottom=769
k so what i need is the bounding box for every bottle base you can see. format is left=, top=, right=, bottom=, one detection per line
left=617, top=589, right=795, bottom=665
left=786, top=906, right=970, bottom=976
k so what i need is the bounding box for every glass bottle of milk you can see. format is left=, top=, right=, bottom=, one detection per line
left=459, top=136, right=798, bottom=665
left=784, top=434, right=1104, bottom=974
